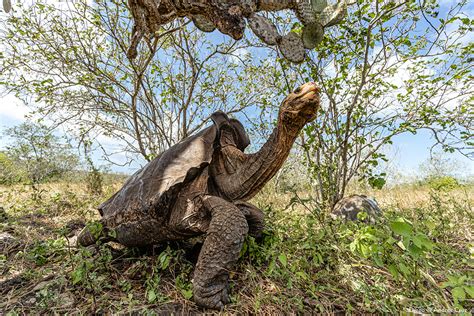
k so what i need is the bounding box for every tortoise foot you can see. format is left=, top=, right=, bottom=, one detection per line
left=193, top=283, right=230, bottom=310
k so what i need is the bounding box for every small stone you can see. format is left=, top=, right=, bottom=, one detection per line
left=33, top=281, right=50, bottom=291
left=67, top=235, right=78, bottom=247
left=58, top=292, right=75, bottom=308
left=0, top=232, right=18, bottom=253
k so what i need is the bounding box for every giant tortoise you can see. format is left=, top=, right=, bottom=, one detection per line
left=78, top=82, right=321, bottom=309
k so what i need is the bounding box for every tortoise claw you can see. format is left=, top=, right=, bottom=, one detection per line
left=193, top=283, right=229, bottom=310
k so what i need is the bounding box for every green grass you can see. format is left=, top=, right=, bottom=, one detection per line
left=1, top=181, right=473, bottom=314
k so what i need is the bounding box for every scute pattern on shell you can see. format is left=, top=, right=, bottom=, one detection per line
left=331, top=194, right=382, bottom=224
left=98, top=125, right=217, bottom=227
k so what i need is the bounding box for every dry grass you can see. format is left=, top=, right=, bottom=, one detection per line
left=1, top=179, right=473, bottom=314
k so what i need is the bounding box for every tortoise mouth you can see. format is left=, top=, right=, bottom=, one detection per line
left=299, top=82, right=320, bottom=101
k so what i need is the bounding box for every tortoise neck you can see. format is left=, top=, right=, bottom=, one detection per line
left=228, top=118, right=303, bottom=200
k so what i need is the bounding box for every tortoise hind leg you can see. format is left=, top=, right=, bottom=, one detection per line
left=235, top=201, right=265, bottom=238
left=193, top=195, right=248, bottom=309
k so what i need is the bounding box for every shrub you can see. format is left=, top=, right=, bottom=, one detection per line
left=425, top=176, right=460, bottom=191
left=2, top=122, right=79, bottom=184
left=0, top=151, right=25, bottom=184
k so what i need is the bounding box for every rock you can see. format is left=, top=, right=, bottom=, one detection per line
left=33, top=280, right=51, bottom=291
left=331, top=194, right=382, bottom=223
left=58, top=292, right=75, bottom=308
left=67, top=235, right=78, bottom=248
left=0, top=232, right=19, bottom=253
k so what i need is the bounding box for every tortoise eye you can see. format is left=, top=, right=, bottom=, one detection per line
left=293, top=87, right=302, bottom=94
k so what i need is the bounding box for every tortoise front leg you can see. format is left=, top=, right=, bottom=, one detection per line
left=193, top=195, right=248, bottom=309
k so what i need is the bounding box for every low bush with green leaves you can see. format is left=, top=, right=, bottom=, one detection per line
left=424, top=176, right=461, bottom=191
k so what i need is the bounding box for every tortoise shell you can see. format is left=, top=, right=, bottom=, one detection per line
left=98, top=112, right=249, bottom=227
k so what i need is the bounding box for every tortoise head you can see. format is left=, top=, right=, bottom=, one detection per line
left=211, top=111, right=250, bottom=151
left=229, top=118, right=250, bottom=151
left=279, top=82, right=321, bottom=129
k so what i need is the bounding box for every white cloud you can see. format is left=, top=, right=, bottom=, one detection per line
left=0, top=94, right=31, bottom=122
left=229, top=48, right=250, bottom=64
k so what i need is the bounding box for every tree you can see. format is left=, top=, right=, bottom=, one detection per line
left=195, top=0, right=472, bottom=206
left=2, top=122, right=79, bottom=184
left=254, top=0, right=473, bottom=207
left=0, top=0, right=267, bottom=164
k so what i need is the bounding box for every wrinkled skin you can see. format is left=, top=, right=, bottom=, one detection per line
left=78, top=82, right=320, bottom=309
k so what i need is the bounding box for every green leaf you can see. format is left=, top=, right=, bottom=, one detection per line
left=296, top=271, right=309, bottom=280
left=278, top=254, right=287, bottom=268
left=398, top=262, right=410, bottom=276
left=388, top=264, right=399, bottom=278
left=147, top=289, right=157, bottom=303
left=181, top=288, right=193, bottom=300
left=373, top=254, right=383, bottom=267
left=108, top=229, right=117, bottom=239
left=451, top=287, right=466, bottom=302
left=408, top=244, right=423, bottom=257
left=412, top=234, right=434, bottom=250
left=390, top=220, right=413, bottom=237
left=368, top=176, right=386, bottom=190
left=464, top=285, right=474, bottom=298
left=71, top=268, right=84, bottom=285
left=158, top=252, right=170, bottom=270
